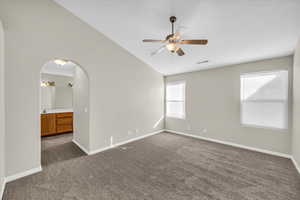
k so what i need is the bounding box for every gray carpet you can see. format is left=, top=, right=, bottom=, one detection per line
left=3, top=132, right=300, bottom=200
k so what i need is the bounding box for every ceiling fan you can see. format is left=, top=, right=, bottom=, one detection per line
left=143, top=16, right=208, bottom=56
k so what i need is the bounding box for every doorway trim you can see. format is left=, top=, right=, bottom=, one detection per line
left=39, top=59, right=90, bottom=168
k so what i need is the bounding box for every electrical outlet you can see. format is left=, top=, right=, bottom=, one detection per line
left=135, top=129, right=139, bottom=133
left=202, top=128, right=207, bottom=133
left=128, top=131, right=133, bottom=135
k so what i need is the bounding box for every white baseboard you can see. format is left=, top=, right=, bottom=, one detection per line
left=72, top=139, right=90, bottom=155
left=0, top=178, right=6, bottom=200
left=89, top=129, right=164, bottom=155
left=5, top=166, right=42, bottom=183
left=165, top=129, right=292, bottom=159
left=291, top=157, right=300, bottom=175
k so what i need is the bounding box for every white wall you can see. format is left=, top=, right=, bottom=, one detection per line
left=165, top=56, right=293, bottom=154
left=0, top=20, right=6, bottom=198
left=55, top=86, right=73, bottom=108
left=73, top=67, right=90, bottom=151
left=293, top=41, right=300, bottom=167
left=41, top=73, right=73, bottom=110
left=89, top=60, right=164, bottom=151
left=0, top=0, right=164, bottom=177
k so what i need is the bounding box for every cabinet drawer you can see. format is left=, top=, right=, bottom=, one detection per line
left=56, top=124, right=73, bottom=133
left=57, top=117, right=73, bottom=125
left=41, top=114, right=47, bottom=119
left=56, top=112, right=73, bottom=118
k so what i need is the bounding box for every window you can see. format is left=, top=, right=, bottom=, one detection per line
left=166, top=81, right=185, bottom=119
left=240, top=70, right=288, bottom=129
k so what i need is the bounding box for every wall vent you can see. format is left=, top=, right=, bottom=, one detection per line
left=196, top=60, right=209, bottom=65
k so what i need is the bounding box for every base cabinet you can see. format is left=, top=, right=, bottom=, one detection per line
left=41, top=112, right=73, bottom=136
left=56, top=112, right=73, bottom=133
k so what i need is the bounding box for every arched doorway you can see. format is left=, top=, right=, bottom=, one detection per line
left=39, top=59, right=90, bottom=167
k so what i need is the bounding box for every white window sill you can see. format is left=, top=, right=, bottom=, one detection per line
left=166, top=115, right=186, bottom=120
left=241, top=123, right=288, bottom=131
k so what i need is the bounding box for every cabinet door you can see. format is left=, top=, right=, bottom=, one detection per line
left=41, top=113, right=56, bottom=136
left=41, top=114, right=48, bottom=136
left=48, top=113, right=56, bottom=134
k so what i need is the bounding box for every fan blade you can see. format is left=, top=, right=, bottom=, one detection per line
left=151, top=45, right=165, bottom=56
left=176, top=48, right=185, bottom=56
left=143, top=39, right=165, bottom=43
left=180, top=40, right=208, bottom=45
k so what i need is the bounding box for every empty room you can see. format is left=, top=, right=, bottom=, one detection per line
left=1, top=0, right=300, bottom=199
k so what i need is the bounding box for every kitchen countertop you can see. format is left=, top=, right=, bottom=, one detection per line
left=41, top=108, right=73, bottom=114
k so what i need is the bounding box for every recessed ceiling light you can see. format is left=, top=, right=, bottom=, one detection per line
left=54, top=59, right=68, bottom=66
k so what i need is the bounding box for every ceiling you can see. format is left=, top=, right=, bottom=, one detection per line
left=41, top=60, right=75, bottom=77
left=53, top=0, right=300, bottom=75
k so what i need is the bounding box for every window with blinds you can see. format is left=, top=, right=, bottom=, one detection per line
left=166, top=81, right=186, bottom=119
left=240, top=70, right=288, bottom=129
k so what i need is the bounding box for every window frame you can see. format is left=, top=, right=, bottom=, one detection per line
left=240, top=70, right=289, bottom=130
left=165, top=80, right=186, bottom=119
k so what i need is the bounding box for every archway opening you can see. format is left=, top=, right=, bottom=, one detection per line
left=39, top=59, right=89, bottom=167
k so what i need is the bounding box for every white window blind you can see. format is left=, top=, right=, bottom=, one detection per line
left=166, top=81, right=185, bottom=119
left=240, top=70, right=288, bottom=129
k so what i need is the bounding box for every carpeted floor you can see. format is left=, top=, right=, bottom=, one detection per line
left=3, top=132, right=300, bottom=200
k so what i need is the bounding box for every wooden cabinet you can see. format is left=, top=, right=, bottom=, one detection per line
left=41, top=113, right=57, bottom=136
left=41, top=112, right=73, bottom=136
left=56, top=112, right=73, bottom=133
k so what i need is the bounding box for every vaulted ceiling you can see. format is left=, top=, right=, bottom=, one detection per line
left=53, top=0, right=300, bottom=75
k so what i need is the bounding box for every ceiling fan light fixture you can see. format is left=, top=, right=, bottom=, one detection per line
left=54, top=59, right=68, bottom=66
left=143, top=16, right=208, bottom=56
left=166, top=43, right=177, bottom=52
